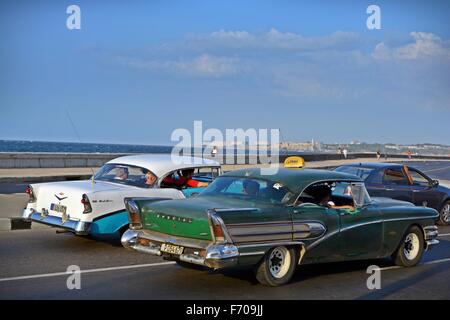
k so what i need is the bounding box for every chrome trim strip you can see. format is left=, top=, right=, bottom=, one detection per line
left=239, top=251, right=266, bottom=256
left=214, top=208, right=259, bottom=213
left=227, top=221, right=291, bottom=227
left=238, top=241, right=305, bottom=249
left=339, top=220, right=383, bottom=233
left=340, top=216, right=438, bottom=234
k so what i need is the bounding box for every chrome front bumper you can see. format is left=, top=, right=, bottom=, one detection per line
left=22, top=208, right=91, bottom=235
left=424, top=225, right=439, bottom=249
left=121, top=229, right=239, bottom=269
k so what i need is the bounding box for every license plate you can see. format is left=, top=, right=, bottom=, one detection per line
left=50, top=203, right=67, bottom=214
left=160, top=243, right=184, bottom=255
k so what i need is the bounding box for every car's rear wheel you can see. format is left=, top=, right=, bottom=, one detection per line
left=255, top=246, right=298, bottom=286
left=393, top=226, right=424, bottom=267
left=438, top=200, right=450, bottom=226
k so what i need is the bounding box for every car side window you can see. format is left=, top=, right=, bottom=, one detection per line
left=408, top=169, right=430, bottom=186
left=383, top=168, right=409, bottom=185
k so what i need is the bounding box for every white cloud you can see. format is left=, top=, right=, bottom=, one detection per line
left=117, top=54, right=239, bottom=78
left=186, top=28, right=360, bottom=52
left=373, top=32, right=450, bottom=60
left=171, top=54, right=239, bottom=77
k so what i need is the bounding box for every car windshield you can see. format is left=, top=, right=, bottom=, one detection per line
left=299, top=181, right=371, bottom=208
left=94, top=163, right=156, bottom=188
left=200, top=176, right=296, bottom=205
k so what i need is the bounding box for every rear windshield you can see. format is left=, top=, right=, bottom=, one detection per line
left=200, top=176, right=296, bottom=205
left=335, top=166, right=374, bottom=181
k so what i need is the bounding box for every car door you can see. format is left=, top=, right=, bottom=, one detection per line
left=376, top=166, right=413, bottom=202
left=337, top=205, right=383, bottom=259
left=291, top=204, right=341, bottom=263
left=407, top=167, right=442, bottom=209
left=336, top=182, right=383, bottom=259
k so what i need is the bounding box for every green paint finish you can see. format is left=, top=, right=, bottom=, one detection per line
left=133, top=168, right=440, bottom=268
left=139, top=198, right=214, bottom=241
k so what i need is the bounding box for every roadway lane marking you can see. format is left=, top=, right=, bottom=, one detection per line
left=422, top=165, right=450, bottom=173
left=0, top=261, right=176, bottom=282
left=438, top=233, right=450, bottom=237
left=2, top=256, right=450, bottom=283
left=376, top=257, right=450, bottom=271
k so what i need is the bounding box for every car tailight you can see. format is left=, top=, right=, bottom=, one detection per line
left=125, top=199, right=142, bottom=230
left=208, top=211, right=228, bottom=243
left=25, top=185, right=36, bottom=203
left=81, top=194, right=92, bottom=213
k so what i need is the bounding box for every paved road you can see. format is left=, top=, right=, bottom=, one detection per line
left=0, top=227, right=449, bottom=299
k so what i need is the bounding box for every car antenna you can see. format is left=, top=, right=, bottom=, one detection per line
left=66, top=110, right=96, bottom=186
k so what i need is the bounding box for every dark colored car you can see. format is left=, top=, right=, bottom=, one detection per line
left=335, top=163, right=450, bottom=225
left=122, top=168, right=439, bottom=286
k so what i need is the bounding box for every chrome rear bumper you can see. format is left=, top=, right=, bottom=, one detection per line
left=121, top=229, right=239, bottom=269
left=424, top=225, right=439, bottom=250
left=22, top=208, right=91, bottom=235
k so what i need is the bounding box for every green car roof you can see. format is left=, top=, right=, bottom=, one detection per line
left=222, top=167, right=362, bottom=194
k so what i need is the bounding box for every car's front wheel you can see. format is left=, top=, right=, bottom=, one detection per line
left=438, top=200, right=450, bottom=226
left=392, top=226, right=424, bottom=267
left=255, top=246, right=298, bottom=286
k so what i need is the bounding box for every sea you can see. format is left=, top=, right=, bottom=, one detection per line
left=0, top=140, right=289, bottom=155
left=0, top=140, right=173, bottom=154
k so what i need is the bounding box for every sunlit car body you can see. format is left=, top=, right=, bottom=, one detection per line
left=335, top=163, right=450, bottom=225
left=22, top=154, right=221, bottom=235
left=122, top=168, right=439, bottom=286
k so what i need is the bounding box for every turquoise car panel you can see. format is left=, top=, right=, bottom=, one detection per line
left=90, top=210, right=129, bottom=235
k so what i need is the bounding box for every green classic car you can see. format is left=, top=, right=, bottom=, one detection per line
left=121, top=168, right=439, bottom=286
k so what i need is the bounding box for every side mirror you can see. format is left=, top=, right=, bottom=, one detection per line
left=431, top=180, right=439, bottom=187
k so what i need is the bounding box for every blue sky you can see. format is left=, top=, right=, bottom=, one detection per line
left=1, top=0, right=449, bottom=145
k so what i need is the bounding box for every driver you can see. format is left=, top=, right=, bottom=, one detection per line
left=243, top=179, right=259, bottom=198
left=162, top=169, right=209, bottom=188
left=115, top=167, right=129, bottom=180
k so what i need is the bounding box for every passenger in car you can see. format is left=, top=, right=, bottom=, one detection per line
left=144, top=171, right=157, bottom=187
left=163, top=169, right=209, bottom=188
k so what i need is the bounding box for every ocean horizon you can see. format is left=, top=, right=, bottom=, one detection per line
left=0, top=140, right=174, bottom=154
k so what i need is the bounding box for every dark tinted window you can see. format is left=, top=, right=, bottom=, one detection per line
left=383, top=167, right=408, bottom=185
left=409, top=169, right=430, bottom=186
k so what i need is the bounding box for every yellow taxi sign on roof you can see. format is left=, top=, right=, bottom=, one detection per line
left=283, top=156, right=305, bottom=168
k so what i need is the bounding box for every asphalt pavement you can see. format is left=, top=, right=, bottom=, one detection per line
left=0, top=227, right=449, bottom=299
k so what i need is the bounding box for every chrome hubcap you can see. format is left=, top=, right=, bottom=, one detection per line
left=404, top=233, right=420, bottom=260
left=269, top=247, right=291, bottom=279
left=441, top=204, right=450, bottom=223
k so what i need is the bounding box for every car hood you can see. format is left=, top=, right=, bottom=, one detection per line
left=370, top=197, right=415, bottom=208
left=436, top=182, right=450, bottom=193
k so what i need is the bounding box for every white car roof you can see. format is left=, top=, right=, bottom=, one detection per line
left=106, top=154, right=220, bottom=178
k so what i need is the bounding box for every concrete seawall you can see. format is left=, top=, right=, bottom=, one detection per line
left=1, top=152, right=449, bottom=169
